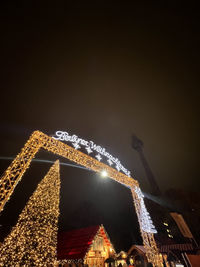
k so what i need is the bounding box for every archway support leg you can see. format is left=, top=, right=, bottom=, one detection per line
left=131, top=188, right=163, bottom=266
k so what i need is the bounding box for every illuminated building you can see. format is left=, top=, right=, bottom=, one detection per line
left=115, top=251, right=128, bottom=266
left=128, top=245, right=149, bottom=266
left=57, top=225, right=115, bottom=267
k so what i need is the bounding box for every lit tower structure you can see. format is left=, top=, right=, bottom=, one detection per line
left=132, top=135, right=161, bottom=196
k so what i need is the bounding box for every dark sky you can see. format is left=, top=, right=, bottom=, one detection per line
left=0, top=2, right=199, bottom=251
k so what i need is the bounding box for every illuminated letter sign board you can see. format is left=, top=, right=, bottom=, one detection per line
left=53, top=131, right=131, bottom=177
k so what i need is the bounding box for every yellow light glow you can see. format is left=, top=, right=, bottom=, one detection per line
left=101, top=251, right=106, bottom=257
left=88, top=251, right=95, bottom=257
left=101, top=170, right=108, bottom=177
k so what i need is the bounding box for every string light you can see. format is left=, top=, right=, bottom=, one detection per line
left=0, top=161, right=60, bottom=266
left=53, top=130, right=131, bottom=176
left=0, top=130, right=163, bottom=266
left=134, top=187, right=157, bottom=234
left=95, top=154, right=102, bottom=161
left=131, top=187, right=162, bottom=266
left=0, top=131, right=138, bottom=213
left=168, top=234, right=173, bottom=238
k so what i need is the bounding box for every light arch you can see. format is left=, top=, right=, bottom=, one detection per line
left=0, top=130, right=163, bottom=266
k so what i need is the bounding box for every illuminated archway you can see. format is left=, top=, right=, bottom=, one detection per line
left=0, top=130, right=163, bottom=266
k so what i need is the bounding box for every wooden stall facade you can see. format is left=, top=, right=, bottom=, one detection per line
left=57, top=225, right=115, bottom=267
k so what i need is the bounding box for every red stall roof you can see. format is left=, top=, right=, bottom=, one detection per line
left=57, top=225, right=111, bottom=261
left=186, top=254, right=200, bottom=267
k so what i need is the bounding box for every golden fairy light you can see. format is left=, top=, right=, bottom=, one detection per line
left=0, top=161, right=60, bottom=266
left=0, top=131, right=163, bottom=266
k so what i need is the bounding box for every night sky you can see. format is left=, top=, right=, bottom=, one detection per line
left=0, top=2, right=199, bottom=251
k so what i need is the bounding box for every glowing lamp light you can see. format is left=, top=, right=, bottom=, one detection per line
left=101, top=170, right=108, bottom=178
left=130, top=258, right=134, bottom=264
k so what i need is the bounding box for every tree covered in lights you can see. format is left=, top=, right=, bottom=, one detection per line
left=0, top=160, right=60, bottom=267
